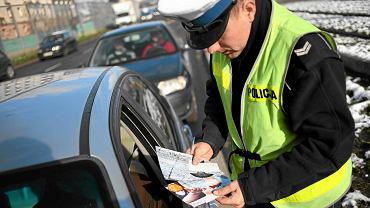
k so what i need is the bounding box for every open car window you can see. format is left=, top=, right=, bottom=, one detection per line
left=121, top=75, right=177, bottom=150
left=119, top=116, right=183, bottom=208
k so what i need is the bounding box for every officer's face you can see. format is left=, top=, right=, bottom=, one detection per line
left=207, top=0, right=256, bottom=59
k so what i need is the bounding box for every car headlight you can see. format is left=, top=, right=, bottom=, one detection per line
left=52, top=45, right=61, bottom=51
left=157, top=75, right=188, bottom=96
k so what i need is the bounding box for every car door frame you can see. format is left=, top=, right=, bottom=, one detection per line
left=108, top=71, right=191, bottom=207
left=115, top=72, right=189, bottom=151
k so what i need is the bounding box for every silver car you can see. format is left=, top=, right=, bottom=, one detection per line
left=0, top=67, right=194, bottom=207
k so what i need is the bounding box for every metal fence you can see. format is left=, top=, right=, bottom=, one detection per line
left=0, top=1, right=115, bottom=57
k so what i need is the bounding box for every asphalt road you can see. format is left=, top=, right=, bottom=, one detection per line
left=14, top=38, right=98, bottom=78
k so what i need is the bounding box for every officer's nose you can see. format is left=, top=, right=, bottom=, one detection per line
left=207, top=41, right=222, bottom=54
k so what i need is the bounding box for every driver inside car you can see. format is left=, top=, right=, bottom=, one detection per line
left=141, top=31, right=175, bottom=57
left=106, top=38, right=136, bottom=65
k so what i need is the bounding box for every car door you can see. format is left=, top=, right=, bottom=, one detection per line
left=108, top=72, right=193, bottom=207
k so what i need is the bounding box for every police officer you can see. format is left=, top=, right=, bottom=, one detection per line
left=158, top=0, right=355, bottom=207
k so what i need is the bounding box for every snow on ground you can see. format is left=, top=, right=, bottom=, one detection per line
left=347, top=77, right=370, bottom=135
left=284, top=0, right=370, bottom=16
left=351, top=153, right=365, bottom=169
left=365, top=150, right=370, bottom=159
left=342, top=190, right=370, bottom=208
left=344, top=74, right=370, bottom=208
left=335, top=35, right=370, bottom=62
left=293, top=12, right=370, bottom=36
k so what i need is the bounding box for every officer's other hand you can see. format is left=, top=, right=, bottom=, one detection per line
left=214, top=180, right=245, bottom=208
left=185, top=142, right=213, bottom=165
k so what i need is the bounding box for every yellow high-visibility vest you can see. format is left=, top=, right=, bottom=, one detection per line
left=212, top=1, right=351, bottom=207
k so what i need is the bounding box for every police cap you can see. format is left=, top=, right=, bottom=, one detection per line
left=158, top=0, right=235, bottom=49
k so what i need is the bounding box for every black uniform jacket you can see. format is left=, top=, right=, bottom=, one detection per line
left=200, top=0, right=355, bottom=205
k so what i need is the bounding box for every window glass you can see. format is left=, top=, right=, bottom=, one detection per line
left=89, top=26, right=176, bottom=66
left=121, top=75, right=175, bottom=148
left=119, top=120, right=180, bottom=208
left=42, top=34, right=63, bottom=44
left=0, top=166, right=109, bottom=208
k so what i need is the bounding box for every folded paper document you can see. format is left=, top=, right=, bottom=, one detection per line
left=156, top=146, right=231, bottom=207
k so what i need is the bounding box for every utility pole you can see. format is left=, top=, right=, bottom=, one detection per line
left=24, top=2, right=40, bottom=43
left=5, top=1, right=26, bottom=52
left=73, top=0, right=84, bottom=36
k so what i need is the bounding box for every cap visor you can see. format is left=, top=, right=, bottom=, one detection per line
left=187, top=7, right=231, bottom=50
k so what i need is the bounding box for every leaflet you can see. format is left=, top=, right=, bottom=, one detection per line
left=156, top=146, right=231, bottom=207
left=156, top=146, right=224, bottom=180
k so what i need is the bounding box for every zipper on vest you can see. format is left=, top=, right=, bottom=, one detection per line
left=239, top=1, right=274, bottom=153
left=230, top=62, right=247, bottom=151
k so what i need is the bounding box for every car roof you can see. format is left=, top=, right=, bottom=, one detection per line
left=101, top=21, right=168, bottom=39
left=51, top=30, right=69, bottom=35
left=0, top=67, right=126, bottom=173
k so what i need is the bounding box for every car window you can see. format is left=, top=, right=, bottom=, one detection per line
left=0, top=164, right=113, bottom=208
left=119, top=120, right=182, bottom=208
left=89, top=26, right=176, bottom=67
left=42, top=34, right=63, bottom=44
left=121, top=75, right=176, bottom=148
left=120, top=120, right=137, bottom=165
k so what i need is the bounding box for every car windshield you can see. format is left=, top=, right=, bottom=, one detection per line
left=41, top=34, right=64, bottom=45
left=89, top=27, right=176, bottom=67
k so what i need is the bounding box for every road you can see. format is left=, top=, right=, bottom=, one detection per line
left=15, top=38, right=98, bottom=78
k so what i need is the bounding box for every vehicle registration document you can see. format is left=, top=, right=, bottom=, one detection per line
left=156, top=146, right=231, bottom=207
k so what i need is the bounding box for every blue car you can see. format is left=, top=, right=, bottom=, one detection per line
left=37, top=30, right=78, bottom=61
left=88, top=21, right=198, bottom=122
left=0, top=67, right=193, bottom=207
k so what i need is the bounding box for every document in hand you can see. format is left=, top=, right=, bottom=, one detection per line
left=156, top=146, right=231, bottom=207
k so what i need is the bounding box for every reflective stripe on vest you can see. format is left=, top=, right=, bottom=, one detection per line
left=211, top=0, right=351, bottom=207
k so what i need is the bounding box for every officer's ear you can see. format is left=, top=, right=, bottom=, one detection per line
left=238, top=0, right=256, bottom=23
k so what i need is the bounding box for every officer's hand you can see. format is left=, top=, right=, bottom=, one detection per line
left=214, top=180, right=245, bottom=208
left=186, top=142, right=213, bottom=165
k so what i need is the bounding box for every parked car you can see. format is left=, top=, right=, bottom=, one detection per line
left=38, top=30, right=78, bottom=61
left=0, top=50, right=15, bottom=80
left=0, top=66, right=194, bottom=207
left=88, top=21, right=198, bottom=122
